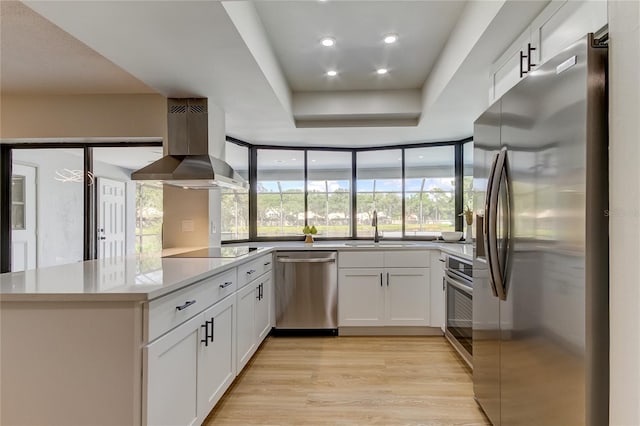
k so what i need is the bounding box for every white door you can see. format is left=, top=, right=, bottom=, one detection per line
left=146, top=314, right=201, bottom=426
left=338, top=268, right=385, bottom=326
left=255, top=276, right=272, bottom=342
left=197, top=297, right=236, bottom=420
left=385, top=268, right=430, bottom=326
left=236, top=283, right=257, bottom=371
left=97, top=177, right=126, bottom=258
left=11, top=164, right=37, bottom=271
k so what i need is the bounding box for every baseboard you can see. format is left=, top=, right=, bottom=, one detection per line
left=338, top=326, right=444, bottom=336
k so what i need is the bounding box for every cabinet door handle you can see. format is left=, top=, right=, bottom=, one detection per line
left=443, top=277, right=445, bottom=291
left=380, top=273, right=383, bottom=287
left=200, top=323, right=209, bottom=347
left=387, top=272, right=390, bottom=287
left=176, top=300, right=196, bottom=311
left=247, top=269, right=256, bottom=275
left=219, top=281, right=233, bottom=289
left=209, top=318, right=215, bottom=343
left=519, top=50, right=528, bottom=78
left=527, top=43, right=537, bottom=70
left=264, top=262, right=271, bottom=266
left=260, top=283, right=264, bottom=300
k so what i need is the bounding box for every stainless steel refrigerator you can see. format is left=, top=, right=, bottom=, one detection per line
left=472, top=34, right=609, bottom=426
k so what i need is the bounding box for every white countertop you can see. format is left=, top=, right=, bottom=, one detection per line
left=0, top=241, right=472, bottom=302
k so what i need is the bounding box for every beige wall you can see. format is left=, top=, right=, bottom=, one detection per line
left=0, top=94, right=167, bottom=140
left=608, top=1, right=640, bottom=424
left=162, top=186, right=210, bottom=249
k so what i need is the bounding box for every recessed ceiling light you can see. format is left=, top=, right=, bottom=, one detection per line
left=321, top=37, right=335, bottom=47
left=291, top=158, right=297, bottom=161
left=311, top=159, right=317, bottom=162
left=377, top=68, right=388, bottom=75
left=384, top=34, right=398, bottom=44
left=419, top=155, right=424, bottom=159
left=326, top=70, right=338, bottom=77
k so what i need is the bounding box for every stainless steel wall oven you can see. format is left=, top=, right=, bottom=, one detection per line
left=445, top=254, right=473, bottom=367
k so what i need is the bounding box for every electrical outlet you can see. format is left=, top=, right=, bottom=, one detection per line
left=181, top=220, right=194, bottom=232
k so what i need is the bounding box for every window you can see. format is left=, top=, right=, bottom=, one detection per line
left=307, top=151, right=352, bottom=238
left=11, top=176, right=25, bottom=230
left=221, top=141, right=249, bottom=241
left=256, top=149, right=305, bottom=237
left=135, top=182, right=163, bottom=254
left=404, top=146, right=456, bottom=236
left=463, top=141, right=474, bottom=236
left=357, top=150, right=403, bottom=239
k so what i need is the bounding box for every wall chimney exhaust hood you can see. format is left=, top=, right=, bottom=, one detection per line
left=131, top=98, right=248, bottom=190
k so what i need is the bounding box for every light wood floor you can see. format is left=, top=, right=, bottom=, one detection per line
left=205, top=336, right=490, bottom=425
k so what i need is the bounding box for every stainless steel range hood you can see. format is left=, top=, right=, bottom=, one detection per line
left=131, top=98, right=248, bottom=190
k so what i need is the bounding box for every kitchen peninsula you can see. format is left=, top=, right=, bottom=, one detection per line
left=0, top=241, right=469, bottom=425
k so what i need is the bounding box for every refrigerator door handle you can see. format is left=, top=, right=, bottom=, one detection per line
left=487, top=149, right=508, bottom=301
left=484, top=152, right=500, bottom=298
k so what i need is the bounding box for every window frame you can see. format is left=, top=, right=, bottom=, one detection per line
left=225, top=136, right=473, bottom=243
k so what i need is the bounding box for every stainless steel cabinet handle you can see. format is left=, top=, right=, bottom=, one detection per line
left=219, top=281, right=233, bottom=289
left=277, top=258, right=336, bottom=264
left=246, top=269, right=256, bottom=275
left=176, top=300, right=196, bottom=311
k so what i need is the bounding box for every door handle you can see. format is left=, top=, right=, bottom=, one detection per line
left=200, top=322, right=209, bottom=347
left=487, top=149, right=509, bottom=301
left=519, top=50, right=528, bottom=78
left=527, top=43, right=537, bottom=70
left=219, top=281, right=233, bottom=289
left=484, top=153, right=500, bottom=298
left=246, top=269, right=256, bottom=275
left=386, top=272, right=390, bottom=287
left=380, top=272, right=383, bottom=287
left=208, top=318, right=214, bottom=343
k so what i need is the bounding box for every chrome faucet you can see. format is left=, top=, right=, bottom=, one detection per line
left=371, top=210, right=380, bottom=243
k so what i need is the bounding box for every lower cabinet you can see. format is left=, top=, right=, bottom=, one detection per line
left=236, top=273, right=272, bottom=371
left=338, top=267, right=430, bottom=326
left=146, top=295, right=235, bottom=426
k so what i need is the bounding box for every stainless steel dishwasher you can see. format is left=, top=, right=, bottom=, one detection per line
left=274, top=251, right=337, bottom=334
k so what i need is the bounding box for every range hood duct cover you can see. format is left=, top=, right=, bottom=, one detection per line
left=131, top=98, right=248, bottom=190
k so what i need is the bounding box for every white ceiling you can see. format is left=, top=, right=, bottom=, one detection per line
left=254, top=1, right=465, bottom=91
left=3, top=1, right=550, bottom=148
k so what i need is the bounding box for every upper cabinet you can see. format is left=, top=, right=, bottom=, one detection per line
left=489, top=0, right=607, bottom=103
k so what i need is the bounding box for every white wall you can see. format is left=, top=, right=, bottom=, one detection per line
left=13, top=150, right=84, bottom=268
left=608, top=1, right=640, bottom=424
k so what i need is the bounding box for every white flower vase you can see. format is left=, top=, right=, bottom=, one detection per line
left=465, top=224, right=473, bottom=243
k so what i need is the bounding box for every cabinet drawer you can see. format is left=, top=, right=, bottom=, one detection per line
left=384, top=250, right=430, bottom=268
left=238, top=254, right=272, bottom=289
left=339, top=251, right=384, bottom=268
left=148, top=268, right=237, bottom=342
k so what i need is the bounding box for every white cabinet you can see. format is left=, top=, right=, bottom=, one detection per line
left=236, top=271, right=272, bottom=372
left=146, top=314, right=201, bottom=426
left=338, top=250, right=432, bottom=329
left=429, top=253, right=446, bottom=332
left=145, top=293, right=236, bottom=426
left=386, top=268, right=430, bottom=325
left=197, top=296, right=236, bottom=421
left=338, top=268, right=385, bottom=325
left=490, top=0, right=607, bottom=103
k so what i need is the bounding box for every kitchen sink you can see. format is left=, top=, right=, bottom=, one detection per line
left=343, top=242, right=416, bottom=248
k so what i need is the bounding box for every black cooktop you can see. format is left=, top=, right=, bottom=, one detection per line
left=165, top=247, right=259, bottom=258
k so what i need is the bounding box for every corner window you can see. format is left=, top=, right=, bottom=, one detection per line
left=356, top=150, right=403, bottom=239
left=221, top=141, right=249, bottom=241
left=307, top=151, right=352, bottom=238
left=256, top=149, right=304, bottom=237
left=404, top=146, right=456, bottom=236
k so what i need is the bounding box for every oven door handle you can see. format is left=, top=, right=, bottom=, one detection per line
left=445, top=275, right=473, bottom=296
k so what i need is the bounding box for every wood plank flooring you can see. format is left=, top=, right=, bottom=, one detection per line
left=205, top=336, right=490, bottom=425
